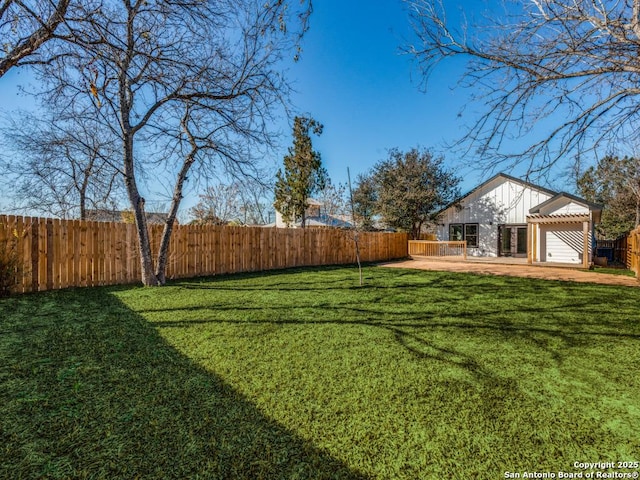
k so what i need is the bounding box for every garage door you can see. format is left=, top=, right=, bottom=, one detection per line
left=541, top=224, right=583, bottom=264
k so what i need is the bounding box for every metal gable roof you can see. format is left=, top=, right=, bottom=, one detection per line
left=528, top=192, right=603, bottom=214
left=436, top=172, right=559, bottom=215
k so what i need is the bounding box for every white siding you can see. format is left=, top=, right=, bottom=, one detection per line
left=437, top=176, right=553, bottom=256
left=540, top=224, right=583, bottom=264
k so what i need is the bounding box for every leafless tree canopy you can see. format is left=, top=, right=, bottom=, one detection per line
left=1, top=110, right=122, bottom=219
left=405, top=0, right=640, bottom=174
left=27, top=0, right=312, bottom=285
left=316, top=181, right=349, bottom=219
left=189, top=178, right=273, bottom=225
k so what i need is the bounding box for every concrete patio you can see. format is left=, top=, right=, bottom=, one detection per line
left=409, top=255, right=580, bottom=268
left=380, top=256, right=639, bottom=287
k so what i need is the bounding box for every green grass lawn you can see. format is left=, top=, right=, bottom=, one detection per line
left=588, top=266, right=637, bottom=277
left=1, top=266, right=639, bottom=479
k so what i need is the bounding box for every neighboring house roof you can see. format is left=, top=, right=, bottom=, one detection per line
left=282, top=214, right=353, bottom=229
left=276, top=197, right=323, bottom=208
left=85, top=209, right=173, bottom=224
left=438, top=172, right=600, bottom=217
left=299, top=215, right=353, bottom=228
left=275, top=198, right=353, bottom=228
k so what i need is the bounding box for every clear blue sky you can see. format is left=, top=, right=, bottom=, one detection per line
left=282, top=0, right=479, bottom=189
left=0, top=0, right=576, bottom=215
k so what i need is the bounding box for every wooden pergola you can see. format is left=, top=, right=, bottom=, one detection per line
left=526, top=213, right=591, bottom=269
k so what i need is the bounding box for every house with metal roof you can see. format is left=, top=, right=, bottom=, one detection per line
left=435, top=173, right=602, bottom=267
left=273, top=198, right=353, bottom=229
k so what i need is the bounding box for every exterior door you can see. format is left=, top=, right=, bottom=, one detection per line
left=499, top=225, right=527, bottom=257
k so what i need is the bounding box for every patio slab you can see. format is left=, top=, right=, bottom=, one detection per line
left=379, top=257, right=639, bottom=287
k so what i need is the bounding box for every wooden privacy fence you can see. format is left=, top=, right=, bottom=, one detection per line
left=628, top=226, right=640, bottom=276
left=415, top=233, right=437, bottom=241
left=595, top=236, right=630, bottom=265
left=0, top=215, right=409, bottom=294
left=408, top=240, right=467, bottom=259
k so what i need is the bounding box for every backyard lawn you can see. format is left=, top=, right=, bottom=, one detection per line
left=1, top=266, right=639, bottom=479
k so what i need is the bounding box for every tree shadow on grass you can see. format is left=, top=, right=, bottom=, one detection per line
left=0, top=288, right=368, bottom=480
left=144, top=272, right=640, bottom=381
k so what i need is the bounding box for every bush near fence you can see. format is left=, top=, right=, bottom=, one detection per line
left=0, top=215, right=409, bottom=293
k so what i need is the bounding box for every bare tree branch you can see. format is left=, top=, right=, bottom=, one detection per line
left=1, top=108, right=123, bottom=218
left=0, top=0, right=72, bottom=77
left=405, top=0, right=640, bottom=173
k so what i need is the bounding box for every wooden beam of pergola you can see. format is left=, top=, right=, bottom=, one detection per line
left=526, top=214, right=590, bottom=224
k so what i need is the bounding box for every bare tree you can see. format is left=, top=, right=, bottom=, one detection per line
left=32, top=0, right=311, bottom=286
left=347, top=167, right=363, bottom=286
left=1, top=109, right=122, bottom=218
left=405, top=0, right=640, bottom=174
left=236, top=177, right=274, bottom=225
left=316, top=180, right=349, bottom=219
left=189, top=183, right=243, bottom=225
left=188, top=178, right=273, bottom=226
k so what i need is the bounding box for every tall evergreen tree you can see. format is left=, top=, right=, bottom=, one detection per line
left=274, top=116, right=327, bottom=228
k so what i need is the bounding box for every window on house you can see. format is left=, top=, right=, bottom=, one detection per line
left=464, top=224, right=479, bottom=248
left=448, top=223, right=479, bottom=247
left=449, top=224, right=463, bottom=241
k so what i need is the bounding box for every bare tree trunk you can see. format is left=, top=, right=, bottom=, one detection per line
left=155, top=219, right=175, bottom=286
left=119, top=3, right=158, bottom=287
left=123, top=133, right=158, bottom=286
left=79, top=163, right=91, bottom=221
left=155, top=147, right=196, bottom=285
left=79, top=193, right=86, bottom=220
left=413, top=221, right=424, bottom=240
left=131, top=195, right=157, bottom=286
left=348, top=167, right=363, bottom=286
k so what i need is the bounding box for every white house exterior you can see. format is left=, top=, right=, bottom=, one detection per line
left=436, top=173, right=602, bottom=266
